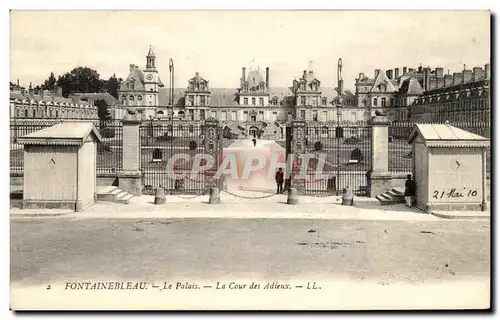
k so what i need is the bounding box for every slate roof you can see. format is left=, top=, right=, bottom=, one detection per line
left=120, top=66, right=145, bottom=91
left=9, top=90, right=90, bottom=105
left=158, top=86, right=339, bottom=107
left=18, top=122, right=102, bottom=145
left=408, top=123, right=489, bottom=147
left=399, top=77, right=423, bottom=95
left=72, top=92, right=118, bottom=105
left=370, top=69, right=398, bottom=93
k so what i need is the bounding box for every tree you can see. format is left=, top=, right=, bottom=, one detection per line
left=104, top=74, right=122, bottom=99
left=40, top=72, right=57, bottom=91
left=56, top=67, right=104, bottom=97
left=96, top=99, right=111, bottom=120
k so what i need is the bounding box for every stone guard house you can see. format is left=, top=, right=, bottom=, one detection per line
left=17, top=122, right=102, bottom=211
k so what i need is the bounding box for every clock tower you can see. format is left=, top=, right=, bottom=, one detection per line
left=144, top=45, right=160, bottom=106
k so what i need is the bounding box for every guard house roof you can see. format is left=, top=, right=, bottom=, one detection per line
left=408, top=123, right=489, bottom=148
left=17, top=122, right=102, bottom=146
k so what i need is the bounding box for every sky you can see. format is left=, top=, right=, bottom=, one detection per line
left=10, top=10, right=490, bottom=91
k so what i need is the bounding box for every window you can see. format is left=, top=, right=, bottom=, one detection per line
left=312, top=110, right=318, bottom=121
left=252, top=98, right=256, bottom=105
left=200, top=96, right=206, bottom=106
left=259, top=98, right=264, bottom=106
left=129, top=82, right=134, bottom=90
left=55, top=110, right=58, bottom=118
left=322, top=110, right=327, bottom=121
left=129, top=95, right=134, bottom=101
left=200, top=110, right=205, bottom=120
left=189, top=96, right=194, bottom=106
left=121, top=95, right=126, bottom=103
left=272, top=97, right=278, bottom=106
left=244, top=98, right=248, bottom=105
left=189, top=125, right=194, bottom=133
left=32, top=109, right=36, bottom=118
left=373, top=98, right=378, bottom=106
left=390, top=98, right=394, bottom=106
left=244, top=111, right=248, bottom=121
left=200, top=82, right=205, bottom=90
left=381, top=98, right=386, bottom=107
left=189, top=110, right=194, bottom=120
left=300, top=110, right=306, bottom=119
left=322, top=97, right=327, bottom=106
left=138, top=95, right=143, bottom=101
left=211, top=111, right=217, bottom=118
left=312, top=97, right=318, bottom=106
left=178, top=125, right=183, bottom=131
left=272, top=111, right=278, bottom=121
left=221, top=111, right=227, bottom=121
left=351, top=111, right=357, bottom=121
left=362, top=99, right=367, bottom=107
left=301, top=83, right=306, bottom=91
left=258, top=111, right=264, bottom=121
left=232, top=111, right=237, bottom=121
left=301, top=96, right=306, bottom=105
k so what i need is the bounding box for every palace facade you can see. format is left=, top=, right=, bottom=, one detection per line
left=9, top=84, right=98, bottom=120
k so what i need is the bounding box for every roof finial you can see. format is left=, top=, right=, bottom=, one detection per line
left=309, top=60, right=313, bottom=71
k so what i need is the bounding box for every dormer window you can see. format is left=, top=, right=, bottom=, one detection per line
left=200, top=82, right=205, bottom=90
left=301, top=83, right=306, bottom=91
left=129, top=82, right=135, bottom=90
left=129, top=95, right=134, bottom=101
left=322, top=97, right=327, bottom=106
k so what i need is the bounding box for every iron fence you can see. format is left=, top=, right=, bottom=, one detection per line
left=140, top=119, right=223, bottom=195
left=389, top=120, right=491, bottom=174
left=10, top=118, right=123, bottom=174
left=288, top=123, right=372, bottom=196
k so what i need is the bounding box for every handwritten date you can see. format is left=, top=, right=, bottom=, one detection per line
left=433, top=188, right=478, bottom=199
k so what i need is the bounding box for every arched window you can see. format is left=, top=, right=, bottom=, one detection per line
left=138, top=95, right=143, bottom=101
left=24, top=109, right=28, bottom=118
left=157, top=110, right=164, bottom=115
left=129, top=95, right=134, bottom=101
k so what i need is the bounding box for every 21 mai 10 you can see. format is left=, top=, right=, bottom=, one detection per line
left=432, top=188, right=479, bottom=199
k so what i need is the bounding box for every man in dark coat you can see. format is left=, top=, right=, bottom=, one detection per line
left=404, top=174, right=417, bottom=207
left=275, top=168, right=284, bottom=194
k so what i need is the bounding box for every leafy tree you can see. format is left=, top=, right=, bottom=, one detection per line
left=96, top=99, right=111, bottom=120
left=57, top=67, right=104, bottom=97
left=40, top=72, right=57, bottom=91
left=104, top=74, right=122, bottom=99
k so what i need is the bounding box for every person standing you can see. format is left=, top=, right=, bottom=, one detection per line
left=404, top=174, right=417, bottom=207
left=275, top=168, right=284, bottom=194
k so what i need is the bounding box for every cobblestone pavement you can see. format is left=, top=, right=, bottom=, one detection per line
left=11, top=217, right=490, bottom=287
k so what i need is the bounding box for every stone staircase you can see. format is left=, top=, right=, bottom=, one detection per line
left=375, top=187, right=405, bottom=205
left=96, top=186, right=134, bottom=204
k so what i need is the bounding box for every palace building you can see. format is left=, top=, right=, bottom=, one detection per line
left=409, top=64, right=490, bottom=133
left=9, top=83, right=98, bottom=120
left=117, top=46, right=370, bottom=138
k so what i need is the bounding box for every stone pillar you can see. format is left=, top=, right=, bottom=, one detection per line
left=368, top=115, right=392, bottom=197
left=119, top=113, right=143, bottom=196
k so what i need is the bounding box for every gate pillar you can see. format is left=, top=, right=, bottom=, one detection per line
left=286, top=118, right=306, bottom=190
left=118, top=113, right=143, bottom=196
left=368, top=115, right=392, bottom=197
left=203, top=117, right=223, bottom=190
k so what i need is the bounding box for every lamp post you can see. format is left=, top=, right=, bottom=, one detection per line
left=336, top=58, right=343, bottom=195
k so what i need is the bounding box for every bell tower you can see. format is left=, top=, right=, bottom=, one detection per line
left=143, top=45, right=159, bottom=106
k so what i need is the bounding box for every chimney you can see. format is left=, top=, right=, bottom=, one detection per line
left=374, top=69, right=380, bottom=78
left=402, top=66, right=408, bottom=74
left=28, top=86, right=34, bottom=98
left=386, top=70, right=393, bottom=79
left=462, top=70, right=473, bottom=83
left=394, top=68, right=400, bottom=78
left=473, top=67, right=484, bottom=81
left=435, top=67, right=444, bottom=78
left=129, top=64, right=135, bottom=72
left=444, top=74, right=453, bottom=86
left=16, top=79, right=19, bottom=86
left=409, top=68, right=414, bottom=72
left=485, top=63, right=490, bottom=79
left=437, top=77, right=445, bottom=88
left=418, top=66, right=423, bottom=72
left=424, top=68, right=431, bottom=91
left=358, top=73, right=365, bottom=80
left=453, top=72, right=462, bottom=85
left=429, top=78, right=437, bottom=90
left=303, top=70, right=307, bottom=78
left=265, top=67, right=270, bottom=89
